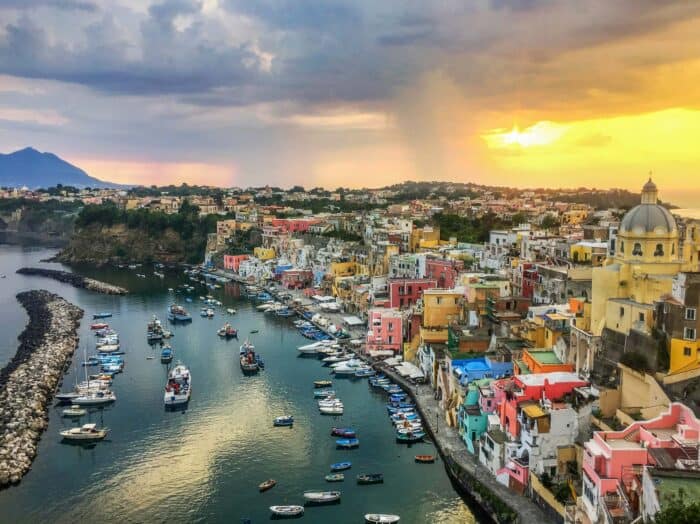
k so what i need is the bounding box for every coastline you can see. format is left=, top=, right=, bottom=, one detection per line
left=0, top=290, right=83, bottom=487
left=16, top=267, right=128, bottom=295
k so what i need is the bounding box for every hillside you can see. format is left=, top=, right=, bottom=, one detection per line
left=0, top=147, right=123, bottom=189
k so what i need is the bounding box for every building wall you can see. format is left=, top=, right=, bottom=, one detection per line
left=223, top=254, right=248, bottom=272
left=253, top=246, right=276, bottom=260
left=422, top=290, right=463, bottom=328
left=388, top=279, right=437, bottom=309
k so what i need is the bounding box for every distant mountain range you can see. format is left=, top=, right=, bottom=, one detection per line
left=0, top=147, right=127, bottom=189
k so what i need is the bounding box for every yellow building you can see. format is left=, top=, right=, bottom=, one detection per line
left=569, top=241, right=607, bottom=266
left=330, top=261, right=356, bottom=278
left=591, top=179, right=700, bottom=335
left=253, top=247, right=276, bottom=260
left=420, top=287, right=464, bottom=345
left=216, top=219, right=237, bottom=250
left=410, top=226, right=441, bottom=252
left=562, top=208, right=589, bottom=225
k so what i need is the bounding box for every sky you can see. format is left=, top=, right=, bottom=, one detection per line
left=1, top=1, right=700, bottom=204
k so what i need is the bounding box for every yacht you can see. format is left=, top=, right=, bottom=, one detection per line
left=60, top=423, right=109, bottom=442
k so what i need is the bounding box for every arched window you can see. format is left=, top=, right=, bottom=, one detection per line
left=654, top=243, right=664, bottom=257
left=632, top=243, right=643, bottom=256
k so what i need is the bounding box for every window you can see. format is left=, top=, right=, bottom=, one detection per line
left=686, top=308, right=697, bottom=321
left=639, top=312, right=645, bottom=322
left=620, top=240, right=625, bottom=254
left=684, top=327, right=697, bottom=341
left=620, top=307, right=625, bottom=318
left=388, top=336, right=393, bottom=344
left=436, top=297, right=442, bottom=305
left=632, top=243, right=643, bottom=256
left=654, top=243, right=664, bottom=257
left=684, top=347, right=692, bottom=357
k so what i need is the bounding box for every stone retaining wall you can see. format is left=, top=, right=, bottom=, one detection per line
left=17, top=267, right=127, bottom=295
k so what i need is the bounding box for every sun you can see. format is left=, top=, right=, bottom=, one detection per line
left=484, top=121, right=568, bottom=149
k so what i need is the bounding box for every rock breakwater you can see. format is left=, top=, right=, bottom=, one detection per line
left=0, top=290, right=83, bottom=487
left=17, top=267, right=127, bottom=295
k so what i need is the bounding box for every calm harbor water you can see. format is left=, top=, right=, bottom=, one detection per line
left=0, top=244, right=475, bottom=524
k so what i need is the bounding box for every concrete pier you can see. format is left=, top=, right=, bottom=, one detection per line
left=17, top=267, right=128, bottom=295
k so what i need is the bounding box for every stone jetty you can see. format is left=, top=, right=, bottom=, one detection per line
left=17, top=267, right=128, bottom=295
left=0, top=290, right=83, bottom=487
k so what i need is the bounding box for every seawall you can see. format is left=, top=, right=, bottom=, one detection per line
left=17, top=267, right=128, bottom=295
left=0, top=290, right=83, bottom=487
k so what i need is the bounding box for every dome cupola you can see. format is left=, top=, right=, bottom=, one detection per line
left=619, top=178, right=677, bottom=235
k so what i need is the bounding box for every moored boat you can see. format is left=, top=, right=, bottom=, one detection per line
left=90, top=322, right=109, bottom=330
left=217, top=323, right=238, bottom=338
left=365, top=514, right=400, bottom=523
left=320, top=405, right=343, bottom=415
left=330, top=427, right=356, bottom=437
left=61, top=405, right=86, bottom=417
left=160, top=346, right=173, bottom=363
left=330, top=461, right=352, bottom=471
left=357, top=473, right=384, bottom=485
left=325, top=473, right=344, bottom=482
left=167, top=304, right=192, bottom=322
left=314, top=389, right=335, bottom=398
left=92, top=312, right=112, bottom=319
left=415, top=455, right=436, bottom=463
left=303, top=491, right=341, bottom=504
left=270, top=505, right=304, bottom=517
left=395, top=431, right=425, bottom=443
left=164, top=362, right=191, bottom=406
left=313, top=380, right=332, bottom=388
left=72, top=390, right=116, bottom=406
left=60, top=423, right=109, bottom=441
left=259, top=479, right=277, bottom=492
left=273, top=415, right=294, bottom=427
left=336, top=437, right=359, bottom=449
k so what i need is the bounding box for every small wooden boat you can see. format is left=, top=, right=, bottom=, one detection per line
left=92, top=312, right=112, bottom=319
left=336, top=438, right=359, bottom=449
left=325, top=473, right=345, bottom=482
left=250, top=329, right=259, bottom=334
left=415, top=455, right=436, bottom=463
left=314, top=389, right=335, bottom=398
left=90, top=322, right=109, bottom=330
left=273, top=416, right=294, bottom=427
left=314, top=380, right=332, bottom=388
left=270, top=505, right=304, bottom=517
left=330, top=427, right=356, bottom=437
left=396, top=431, right=425, bottom=443
left=357, top=473, right=384, bottom=485
left=330, top=461, right=352, bottom=471
left=365, top=514, right=400, bottom=523
left=303, top=490, right=341, bottom=504
left=259, top=479, right=277, bottom=492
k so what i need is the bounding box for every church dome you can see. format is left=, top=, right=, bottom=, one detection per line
left=619, top=178, right=677, bottom=235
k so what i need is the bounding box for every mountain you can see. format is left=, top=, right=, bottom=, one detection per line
left=0, top=147, right=126, bottom=189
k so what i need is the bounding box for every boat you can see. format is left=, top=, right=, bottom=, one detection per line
left=73, top=390, right=116, bottom=406
left=336, top=438, right=359, bottom=449
left=365, top=514, right=400, bottom=523
left=167, top=304, right=192, bottom=322
left=164, top=362, right=192, bottom=406
left=313, top=380, right=332, bottom=388
left=331, top=427, right=356, bottom=438
left=355, top=368, right=376, bottom=378
left=395, top=431, right=425, bottom=443
left=357, top=473, right=384, bottom=485
left=273, top=416, right=294, bottom=427
left=325, top=473, right=344, bottom=482
left=240, top=347, right=260, bottom=374
left=330, top=461, right=352, bottom=471
left=90, top=322, right=109, bottom=330
left=240, top=339, right=255, bottom=354
left=61, top=405, right=86, bottom=417
left=415, top=455, right=436, bottom=463
left=303, top=491, right=341, bottom=504
left=92, top=312, right=112, bottom=319
left=147, top=315, right=164, bottom=342
left=60, top=423, right=109, bottom=442
left=269, top=506, right=304, bottom=517
left=217, top=323, right=238, bottom=338
left=97, top=344, right=120, bottom=353
left=160, top=346, right=173, bottom=363
left=56, top=392, right=81, bottom=403
left=259, top=479, right=277, bottom=492
left=227, top=308, right=236, bottom=315
left=320, top=405, right=343, bottom=415
left=314, top=389, right=335, bottom=398
left=255, top=354, right=265, bottom=369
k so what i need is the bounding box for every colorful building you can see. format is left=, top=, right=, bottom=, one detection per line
left=388, top=278, right=437, bottom=309
left=366, top=308, right=403, bottom=353
left=426, top=257, right=463, bottom=288
left=223, top=254, right=248, bottom=272
left=514, top=348, right=574, bottom=375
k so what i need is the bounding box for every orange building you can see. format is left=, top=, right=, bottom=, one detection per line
left=514, top=348, right=574, bottom=375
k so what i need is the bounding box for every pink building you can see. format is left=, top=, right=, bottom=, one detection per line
left=366, top=308, right=403, bottom=354
left=426, top=258, right=463, bottom=289
left=281, top=269, right=313, bottom=290
left=581, top=402, right=700, bottom=523
left=271, top=218, right=321, bottom=233
left=223, top=254, right=248, bottom=272
left=388, top=278, right=437, bottom=309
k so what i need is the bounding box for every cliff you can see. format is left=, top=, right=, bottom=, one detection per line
left=56, top=223, right=203, bottom=265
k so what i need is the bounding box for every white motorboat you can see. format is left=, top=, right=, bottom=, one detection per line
left=330, top=358, right=363, bottom=369
left=319, top=405, right=344, bottom=415
left=227, top=308, right=236, bottom=315
left=256, top=302, right=275, bottom=311
left=365, top=514, right=400, bottom=523
left=318, top=399, right=343, bottom=408
left=60, top=423, right=109, bottom=441
left=73, top=390, right=116, bottom=406
left=303, top=491, right=341, bottom=503
left=56, top=392, right=81, bottom=402
left=61, top=405, right=87, bottom=417
left=97, top=344, right=120, bottom=353
left=270, top=505, right=304, bottom=517
left=164, top=362, right=191, bottom=406
left=333, top=361, right=366, bottom=376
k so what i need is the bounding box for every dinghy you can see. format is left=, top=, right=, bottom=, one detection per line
left=303, top=491, right=341, bottom=504
left=270, top=505, right=304, bottom=517
left=365, top=514, right=400, bottom=523
left=259, top=479, right=276, bottom=492
left=330, top=461, right=352, bottom=471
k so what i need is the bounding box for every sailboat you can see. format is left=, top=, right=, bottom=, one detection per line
left=73, top=344, right=116, bottom=406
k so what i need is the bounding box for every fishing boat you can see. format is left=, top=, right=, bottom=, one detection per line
left=164, top=362, right=192, bottom=406
left=336, top=438, right=359, bottom=449
left=269, top=506, right=304, bottom=517
left=319, top=405, right=343, bottom=415
left=206, top=308, right=215, bottom=318
left=240, top=349, right=260, bottom=374
left=90, top=322, right=109, bottom=330
left=357, top=473, right=383, bottom=485
left=365, top=514, right=400, bottom=523
left=160, top=346, right=173, bottom=363
left=167, top=304, right=192, bottom=322
left=240, top=339, right=255, bottom=354
left=395, top=431, right=425, bottom=443
left=217, top=323, right=238, bottom=338
left=92, top=312, right=112, bottom=319
left=61, top=405, right=86, bottom=417
left=147, top=315, right=164, bottom=342
left=73, top=390, right=116, bottom=406
left=259, top=479, right=277, bottom=492
left=415, top=455, right=436, bottom=463
left=313, top=380, right=332, bottom=388
left=273, top=415, right=294, bottom=427
left=330, top=461, right=352, bottom=471
left=303, top=491, right=341, bottom=504
left=355, top=368, right=376, bottom=378
left=331, top=427, right=356, bottom=438
left=325, top=473, right=344, bottom=482
left=60, top=423, right=109, bottom=442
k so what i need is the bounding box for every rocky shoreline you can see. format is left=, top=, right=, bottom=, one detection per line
left=0, top=290, right=83, bottom=487
left=16, top=267, right=128, bottom=295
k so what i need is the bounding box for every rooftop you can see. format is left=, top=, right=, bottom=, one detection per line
left=527, top=349, right=564, bottom=365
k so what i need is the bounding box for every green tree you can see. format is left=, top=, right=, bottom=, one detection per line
left=653, top=490, right=700, bottom=524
